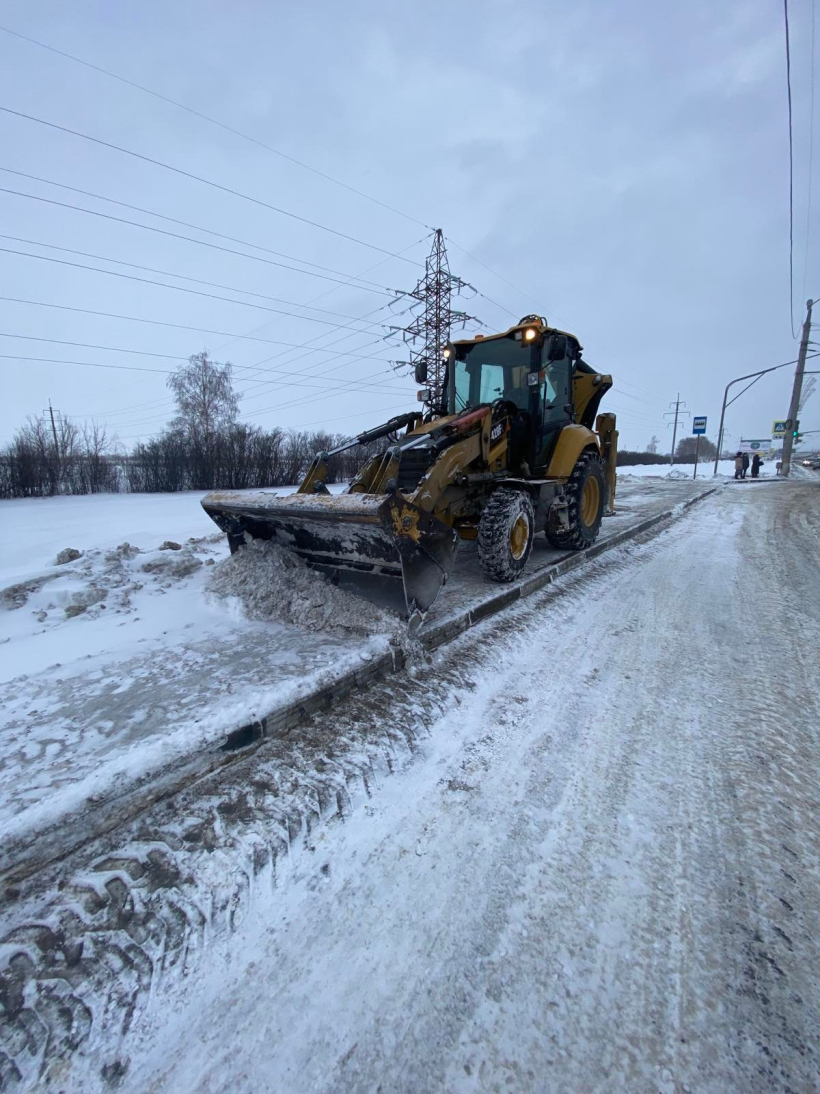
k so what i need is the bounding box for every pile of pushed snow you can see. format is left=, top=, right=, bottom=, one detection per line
left=207, top=539, right=400, bottom=638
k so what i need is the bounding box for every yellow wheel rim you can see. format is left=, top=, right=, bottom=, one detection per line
left=509, top=513, right=529, bottom=560
left=581, top=475, right=600, bottom=527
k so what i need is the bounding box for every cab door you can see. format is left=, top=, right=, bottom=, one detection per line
left=534, top=336, right=573, bottom=472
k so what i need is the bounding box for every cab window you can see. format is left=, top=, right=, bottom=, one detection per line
left=452, top=337, right=533, bottom=412
left=478, top=365, right=504, bottom=402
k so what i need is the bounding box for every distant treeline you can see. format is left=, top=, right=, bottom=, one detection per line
left=0, top=419, right=383, bottom=500
left=1, top=426, right=685, bottom=499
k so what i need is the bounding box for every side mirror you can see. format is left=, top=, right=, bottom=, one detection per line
left=414, top=360, right=428, bottom=383
left=547, top=335, right=568, bottom=362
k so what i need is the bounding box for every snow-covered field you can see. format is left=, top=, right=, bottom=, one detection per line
left=0, top=483, right=395, bottom=871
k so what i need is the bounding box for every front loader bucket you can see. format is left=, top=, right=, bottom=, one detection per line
left=201, top=490, right=459, bottom=617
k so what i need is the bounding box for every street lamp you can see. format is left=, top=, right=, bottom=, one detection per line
left=712, top=354, right=820, bottom=475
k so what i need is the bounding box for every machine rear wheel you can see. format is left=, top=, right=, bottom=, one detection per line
left=477, top=488, right=535, bottom=582
left=546, top=451, right=605, bottom=550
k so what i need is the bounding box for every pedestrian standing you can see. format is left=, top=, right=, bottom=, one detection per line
left=751, top=453, right=762, bottom=478
left=734, top=452, right=743, bottom=480
left=741, top=452, right=750, bottom=479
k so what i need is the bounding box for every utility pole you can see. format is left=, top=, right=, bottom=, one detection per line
left=391, top=229, right=477, bottom=412
left=664, top=394, right=689, bottom=466
left=46, top=399, right=60, bottom=456
left=781, top=298, right=813, bottom=477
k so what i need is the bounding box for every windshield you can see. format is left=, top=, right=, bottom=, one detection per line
left=451, top=336, right=535, bottom=413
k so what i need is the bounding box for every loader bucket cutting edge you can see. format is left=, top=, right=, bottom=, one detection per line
left=201, top=490, right=459, bottom=617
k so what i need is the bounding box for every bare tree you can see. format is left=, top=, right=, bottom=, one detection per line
left=79, top=422, right=114, bottom=493
left=167, top=353, right=239, bottom=439
left=166, top=352, right=240, bottom=488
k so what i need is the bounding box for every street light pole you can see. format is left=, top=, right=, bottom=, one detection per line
left=780, top=299, right=813, bottom=477
left=711, top=352, right=818, bottom=475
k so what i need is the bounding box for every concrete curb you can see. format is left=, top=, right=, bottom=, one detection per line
left=1, top=486, right=717, bottom=886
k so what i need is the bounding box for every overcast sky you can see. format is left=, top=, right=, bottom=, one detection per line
left=0, top=0, right=816, bottom=453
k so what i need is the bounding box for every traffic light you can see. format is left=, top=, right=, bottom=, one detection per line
left=792, top=419, right=800, bottom=437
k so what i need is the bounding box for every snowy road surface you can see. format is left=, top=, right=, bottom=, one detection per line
left=2, top=478, right=818, bottom=1092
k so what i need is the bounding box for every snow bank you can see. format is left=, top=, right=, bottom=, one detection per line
left=208, top=539, right=401, bottom=638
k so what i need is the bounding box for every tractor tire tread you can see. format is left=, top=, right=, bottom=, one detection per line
left=477, top=488, right=535, bottom=583
left=546, top=450, right=605, bottom=550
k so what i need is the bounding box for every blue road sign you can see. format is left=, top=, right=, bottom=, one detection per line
left=692, top=416, right=707, bottom=435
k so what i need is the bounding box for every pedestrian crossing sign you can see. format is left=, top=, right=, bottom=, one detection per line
left=772, top=420, right=788, bottom=437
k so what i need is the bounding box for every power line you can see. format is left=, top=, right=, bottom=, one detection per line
left=0, top=352, right=407, bottom=398
left=0, top=231, right=396, bottom=319
left=3, top=326, right=409, bottom=420
left=803, top=0, right=816, bottom=299
left=114, top=399, right=414, bottom=440
left=0, top=353, right=168, bottom=377
left=448, top=236, right=578, bottom=332
left=0, top=294, right=396, bottom=351
left=68, top=353, right=411, bottom=428
left=0, top=245, right=402, bottom=330
left=237, top=332, right=399, bottom=405
left=0, top=181, right=404, bottom=294
left=0, top=292, right=410, bottom=411
left=244, top=390, right=374, bottom=421
left=0, top=105, right=421, bottom=264
left=785, top=0, right=798, bottom=338
left=447, top=237, right=541, bottom=313
left=0, top=24, right=431, bottom=231
left=210, top=233, right=430, bottom=357
left=106, top=356, right=408, bottom=428
left=0, top=331, right=397, bottom=369
left=82, top=360, right=408, bottom=427
left=300, top=402, right=411, bottom=431
left=224, top=249, right=427, bottom=382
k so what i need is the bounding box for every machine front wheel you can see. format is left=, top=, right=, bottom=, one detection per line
left=546, top=451, right=605, bottom=550
left=477, top=488, right=535, bottom=582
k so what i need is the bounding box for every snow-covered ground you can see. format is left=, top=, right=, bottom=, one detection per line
left=618, top=457, right=775, bottom=479
left=2, top=480, right=818, bottom=1093
left=108, top=480, right=820, bottom=1094
left=0, top=478, right=713, bottom=880
left=0, top=483, right=395, bottom=872
left=0, top=484, right=353, bottom=683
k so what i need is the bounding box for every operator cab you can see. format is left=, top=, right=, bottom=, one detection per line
left=448, top=316, right=581, bottom=474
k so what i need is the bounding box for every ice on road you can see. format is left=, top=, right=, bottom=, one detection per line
left=109, top=480, right=820, bottom=1094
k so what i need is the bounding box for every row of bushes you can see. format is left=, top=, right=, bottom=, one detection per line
left=1, top=426, right=714, bottom=500
left=0, top=420, right=385, bottom=499
left=616, top=450, right=668, bottom=466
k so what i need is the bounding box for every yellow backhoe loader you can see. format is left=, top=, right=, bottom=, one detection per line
left=202, top=316, right=617, bottom=618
